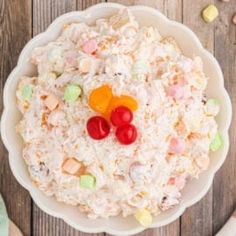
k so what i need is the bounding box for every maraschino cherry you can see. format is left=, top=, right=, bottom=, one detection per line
left=111, top=106, right=133, bottom=127
left=87, top=116, right=110, bottom=140
left=116, top=123, right=137, bottom=145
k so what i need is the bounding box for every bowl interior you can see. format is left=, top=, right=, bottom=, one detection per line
left=2, top=4, right=230, bottom=234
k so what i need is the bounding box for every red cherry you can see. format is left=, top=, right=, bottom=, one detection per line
left=116, top=124, right=137, bottom=145
left=111, top=106, right=133, bottom=127
left=87, top=116, right=110, bottom=140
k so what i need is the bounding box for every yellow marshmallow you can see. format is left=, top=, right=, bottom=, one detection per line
left=202, top=5, right=219, bottom=23
left=134, top=209, right=152, bottom=227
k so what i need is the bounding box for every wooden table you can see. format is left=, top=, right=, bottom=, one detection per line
left=0, top=0, right=235, bottom=235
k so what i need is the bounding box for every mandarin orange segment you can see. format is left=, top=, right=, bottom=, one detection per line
left=105, top=95, right=138, bottom=118
left=89, top=85, right=113, bottom=113
left=116, top=95, right=138, bottom=111
left=104, top=96, right=121, bottom=119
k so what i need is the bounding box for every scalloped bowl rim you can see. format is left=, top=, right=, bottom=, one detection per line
left=1, top=3, right=232, bottom=235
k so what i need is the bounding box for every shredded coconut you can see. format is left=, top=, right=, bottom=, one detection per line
left=16, top=9, right=219, bottom=220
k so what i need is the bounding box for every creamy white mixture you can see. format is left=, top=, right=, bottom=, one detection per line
left=16, top=9, right=220, bottom=224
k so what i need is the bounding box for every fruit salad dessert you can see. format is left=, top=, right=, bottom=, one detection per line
left=16, top=9, right=222, bottom=226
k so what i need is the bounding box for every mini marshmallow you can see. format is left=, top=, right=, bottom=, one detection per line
left=21, top=84, right=33, bottom=101
left=134, top=209, right=153, bottom=227
left=166, top=85, right=185, bottom=100
left=195, top=156, right=210, bottom=170
left=82, top=39, right=98, bottom=54
left=202, top=5, right=219, bottom=23
left=169, top=137, right=186, bottom=154
left=78, top=57, right=92, bottom=73
left=174, top=176, right=186, bottom=190
left=210, top=132, right=223, bottom=151
left=44, top=94, right=59, bottom=111
left=80, top=175, right=96, bottom=189
left=62, top=158, right=84, bottom=175
left=205, top=98, right=220, bottom=116
left=64, top=84, right=82, bottom=102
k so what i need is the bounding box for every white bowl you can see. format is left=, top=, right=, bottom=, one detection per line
left=1, top=3, right=232, bottom=235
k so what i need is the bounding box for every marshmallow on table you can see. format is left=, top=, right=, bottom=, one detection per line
left=202, top=4, right=219, bottom=23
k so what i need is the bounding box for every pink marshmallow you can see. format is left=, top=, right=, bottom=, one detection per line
left=167, top=176, right=186, bottom=190
left=82, top=39, right=98, bottom=54
left=169, top=137, right=185, bottom=154
left=175, top=176, right=186, bottom=190
left=65, top=51, right=77, bottom=66
left=166, top=85, right=185, bottom=100
left=167, top=177, right=175, bottom=185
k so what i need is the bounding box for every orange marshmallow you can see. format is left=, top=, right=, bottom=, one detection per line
left=44, top=94, right=59, bottom=111
left=62, top=158, right=85, bottom=175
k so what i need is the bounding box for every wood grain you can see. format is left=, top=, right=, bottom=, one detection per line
left=32, top=1, right=104, bottom=235
left=77, top=0, right=105, bottom=10
left=105, top=1, right=181, bottom=235
left=1, top=0, right=236, bottom=235
left=213, top=0, right=236, bottom=234
left=180, top=1, right=215, bottom=236
left=0, top=0, right=32, bottom=236
left=33, top=0, right=77, bottom=35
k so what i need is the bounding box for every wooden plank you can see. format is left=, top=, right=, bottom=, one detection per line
left=33, top=0, right=77, bottom=35
left=32, top=1, right=105, bottom=235
left=213, top=0, right=236, bottom=234
left=33, top=1, right=101, bottom=235
left=106, top=1, right=181, bottom=236
left=0, top=0, right=32, bottom=236
left=77, top=0, right=105, bottom=10
left=106, top=0, right=164, bottom=9
left=180, top=1, right=214, bottom=236
left=33, top=205, right=104, bottom=236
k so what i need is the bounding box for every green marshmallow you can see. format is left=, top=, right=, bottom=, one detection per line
left=205, top=99, right=220, bottom=116
left=80, top=175, right=96, bottom=190
left=21, top=84, right=33, bottom=101
left=210, top=132, right=223, bottom=152
left=64, top=84, right=82, bottom=102
left=206, top=99, right=220, bottom=111
left=206, top=99, right=219, bottom=106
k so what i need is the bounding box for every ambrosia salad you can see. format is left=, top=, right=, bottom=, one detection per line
left=16, top=9, right=222, bottom=226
